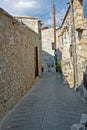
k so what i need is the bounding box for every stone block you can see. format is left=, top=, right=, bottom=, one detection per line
left=80, top=114, right=87, bottom=125
left=71, top=124, right=85, bottom=130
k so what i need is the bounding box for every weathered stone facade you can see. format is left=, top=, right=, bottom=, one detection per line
left=0, top=8, right=42, bottom=120
left=14, top=16, right=42, bottom=38
left=57, top=6, right=74, bottom=87
left=41, top=0, right=87, bottom=91
left=57, top=0, right=87, bottom=90
left=76, top=19, right=87, bottom=86
left=41, top=27, right=55, bottom=70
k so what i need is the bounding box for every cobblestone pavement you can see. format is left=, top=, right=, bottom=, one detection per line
left=1, top=71, right=87, bottom=130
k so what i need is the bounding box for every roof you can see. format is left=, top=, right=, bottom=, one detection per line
left=0, top=7, right=13, bottom=19
left=14, top=16, right=42, bottom=25
left=61, top=0, right=83, bottom=27
left=61, top=5, right=70, bottom=27
left=14, top=16, right=39, bottom=20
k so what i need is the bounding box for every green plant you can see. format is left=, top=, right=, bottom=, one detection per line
left=56, top=61, right=62, bottom=74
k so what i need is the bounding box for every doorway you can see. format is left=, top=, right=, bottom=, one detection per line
left=34, top=47, right=38, bottom=78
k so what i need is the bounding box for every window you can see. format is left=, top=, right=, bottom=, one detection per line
left=78, top=30, right=83, bottom=40
left=69, top=45, right=72, bottom=57
left=52, top=42, right=55, bottom=50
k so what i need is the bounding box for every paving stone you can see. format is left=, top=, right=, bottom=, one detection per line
left=71, top=124, right=85, bottom=130
left=1, top=71, right=87, bottom=130
left=80, top=114, right=87, bottom=125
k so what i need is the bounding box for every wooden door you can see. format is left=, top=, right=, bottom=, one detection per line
left=34, top=47, right=38, bottom=78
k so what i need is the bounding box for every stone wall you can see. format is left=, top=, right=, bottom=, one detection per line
left=0, top=8, right=42, bottom=120
left=76, top=19, right=87, bottom=86
left=57, top=7, right=74, bottom=87
left=57, top=0, right=87, bottom=89
left=74, top=0, right=84, bottom=31
left=41, top=28, right=55, bottom=70
left=14, top=16, right=41, bottom=35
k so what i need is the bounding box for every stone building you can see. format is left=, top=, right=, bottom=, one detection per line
left=41, top=27, right=55, bottom=71
left=57, top=0, right=87, bottom=94
left=57, top=5, right=74, bottom=87
left=0, top=8, right=42, bottom=120
left=14, top=16, right=42, bottom=39
left=41, top=0, right=87, bottom=97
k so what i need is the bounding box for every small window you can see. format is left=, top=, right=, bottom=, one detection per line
left=78, top=30, right=83, bottom=41
left=52, top=42, right=55, bottom=50
left=69, top=45, right=72, bottom=57
left=64, top=33, right=66, bottom=39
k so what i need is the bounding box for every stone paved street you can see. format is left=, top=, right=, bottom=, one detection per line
left=1, top=70, right=87, bottom=130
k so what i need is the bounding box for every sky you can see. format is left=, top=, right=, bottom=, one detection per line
left=0, top=0, right=69, bottom=27
left=83, top=0, right=87, bottom=18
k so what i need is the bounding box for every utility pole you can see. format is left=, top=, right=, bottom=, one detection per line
left=70, top=0, right=78, bottom=89
left=53, top=0, right=57, bottom=72
left=53, top=0, right=56, bottom=50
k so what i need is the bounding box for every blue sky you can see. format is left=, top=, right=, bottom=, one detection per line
left=0, top=0, right=69, bottom=27
left=83, top=0, right=87, bottom=18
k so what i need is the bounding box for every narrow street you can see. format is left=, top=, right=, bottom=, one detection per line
left=1, top=70, right=87, bottom=130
